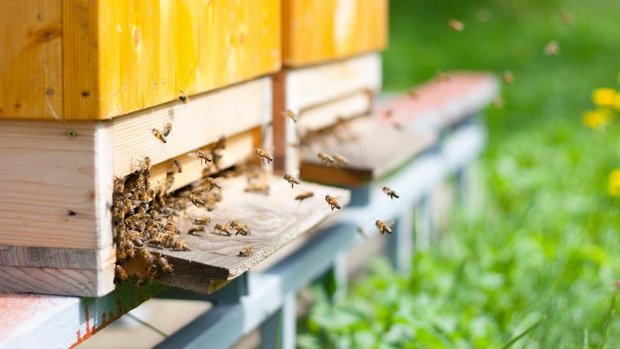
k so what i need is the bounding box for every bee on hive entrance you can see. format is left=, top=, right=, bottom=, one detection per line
left=283, top=174, right=300, bottom=188
left=214, top=223, right=232, bottom=236
left=238, top=246, right=254, bottom=257
left=189, top=194, right=206, bottom=207
left=255, top=148, right=274, bottom=164
left=375, top=220, right=392, bottom=235
left=193, top=217, right=211, bottom=225
left=152, top=128, right=167, bottom=143
left=163, top=122, right=173, bottom=137
left=283, top=109, right=298, bottom=123
left=188, top=225, right=206, bottom=236
left=317, top=152, right=335, bottom=165
left=229, top=220, right=251, bottom=236
left=179, top=90, right=189, bottom=104
left=157, top=257, right=173, bottom=273
left=325, top=195, right=341, bottom=210
left=204, top=177, right=221, bottom=190
left=295, top=191, right=314, bottom=201
left=188, top=149, right=213, bottom=165
left=382, top=186, right=399, bottom=200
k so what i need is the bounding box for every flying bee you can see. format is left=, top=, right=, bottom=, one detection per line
left=204, top=177, right=221, bottom=190
left=157, top=257, right=173, bottom=273
left=448, top=19, right=465, bottom=32
left=295, top=191, right=314, bottom=202
left=193, top=217, right=211, bottom=225
left=179, top=90, right=189, bottom=104
left=325, top=195, right=341, bottom=210
left=382, top=186, right=400, bottom=200
left=152, top=128, right=167, bottom=143
left=189, top=194, right=206, bottom=207
left=317, top=152, right=335, bottom=165
left=115, top=264, right=129, bottom=281
left=283, top=174, right=300, bottom=188
left=188, top=225, right=205, bottom=236
left=255, top=148, right=274, bottom=164
left=238, top=245, right=254, bottom=257
left=333, top=154, right=348, bottom=166
left=283, top=109, right=298, bottom=123
left=544, top=40, right=560, bottom=56
left=214, top=223, right=232, bottom=236
left=188, top=149, right=214, bottom=165
left=503, top=71, right=514, bottom=84
left=375, top=220, right=392, bottom=235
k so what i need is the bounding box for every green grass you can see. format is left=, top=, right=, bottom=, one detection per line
left=298, top=0, right=620, bottom=347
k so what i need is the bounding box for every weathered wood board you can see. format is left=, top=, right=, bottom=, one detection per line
left=282, top=0, right=387, bottom=66
left=376, top=72, right=500, bottom=131
left=300, top=117, right=437, bottom=186
left=0, top=0, right=281, bottom=120
left=150, top=176, right=351, bottom=294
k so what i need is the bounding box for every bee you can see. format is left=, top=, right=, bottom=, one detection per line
left=171, top=159, right=182, bottom=173
left=325, top=195, right=341, bottom=210
left=503, top=71, right=514, bottom=85
left=115, top=264, right=129, bottom=281
left=238, top=246, right=254, bottom=257
left=188, top=149, right=213, bottom=165
left=193, top=217, right=211, bottom=225
left=214, top=223, right=232, bottom=236
left=229, top=220, right=251, bottom=236
left=138, top=247, right=156, bottom=264
left=152, top=128, right=167, bottom=143
left=283, top=109, right=298, bottom=123
left=283, top=174, right=300, bottom=188
left=317, top=152, right=335, bottom=165
left=492, top=97, right=504, bottom=109
left=382, top=186, right=400, bottom=200
left=189, top=194, right=206, bottom=207
left=157, top=257, right=173, bottom=273
left=204, top=177, right=221, bottom=190
left=179, top=90, right=189, bottom=104
left=544, top=40, right=560, bottom=56
left=408, top=90, right=419, bottom=99
left=375, top=220, right=392, bottom=235
left=188, top=225, right=205, bottom=236
left=295, top=191, right=314, bottom=201
left=255, top=148, right=274, bottom=164
left=163, top=122, right=173, bottom=137
left=333, top=154, right=348, bottom=166
left=171, top=238, right=190, bottom=251
left=448, top=19, right=465, bottom=32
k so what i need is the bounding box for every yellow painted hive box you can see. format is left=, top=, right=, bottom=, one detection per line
left=0, top=0, right=281, bottom=120
left=282, top=0, right=387, bottom=66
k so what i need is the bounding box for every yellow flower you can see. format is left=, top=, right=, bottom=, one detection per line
left=582, top=110, right=609, bottom=129
left=613, top=92, right=620, bottom=110
left=609, top=170, right=620, bottom=197
left=592, top=88, right=617, bottom=107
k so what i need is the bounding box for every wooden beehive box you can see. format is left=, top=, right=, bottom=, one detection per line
left=273, top=0, right=436, bottom=186
left=0, top=1, right=352, bottom=297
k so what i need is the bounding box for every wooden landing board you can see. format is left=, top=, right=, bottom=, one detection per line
left=0, top=0, right=281, bottom=120
left=298, top=92, right=372, bottom=136
left=376, top=72, right=500, bottom=131
left=149, top=176, right=350, bottom=294
left=282, top=0, right=387, bottom=66
left=299, top=117, right=437, bottom=187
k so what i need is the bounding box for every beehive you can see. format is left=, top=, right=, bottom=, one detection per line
left=0, top=0, right=281, bottom=120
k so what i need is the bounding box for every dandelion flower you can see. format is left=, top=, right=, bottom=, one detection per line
left=582, top=110, right=609, bottom=129
left=608, top=170, right=620, bottom=197
left=592, top=88, right=616, bottom=107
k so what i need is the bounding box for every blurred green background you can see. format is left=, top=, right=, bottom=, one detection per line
left=299, top=0, right=620, bottom=347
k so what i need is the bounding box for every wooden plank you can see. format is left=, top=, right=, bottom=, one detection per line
left=300, top=117, right=437, bottom=186
left=286, top=53, right=381, bottom=111
left=298, top=91, right=372, bottom=135
left=150, top=176, right=351, bottom=294
left=0, top=120, right=113, bottom=250
left=0, top=0, right=62, bottom=119
left=282, top=0, right=387, bottom=66
left=0, top=263, right=114, bottom=297
left=0, top=245, right=113, bottom=269
left=113, top=77, right=270, bottom=177
left=94, top=0, right=280, bottom=120
left=376, top=72, right=500, bottom=131
left=149, top=128, right=260, bottom=193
